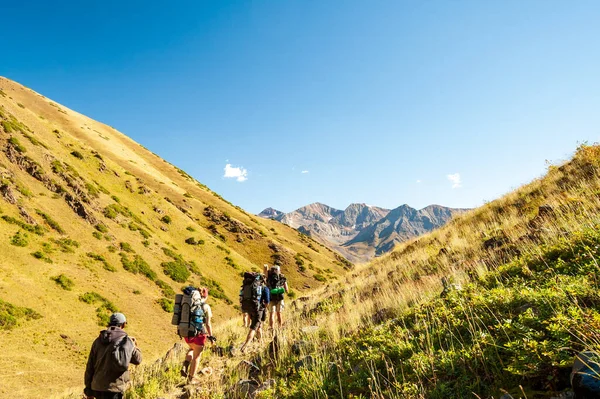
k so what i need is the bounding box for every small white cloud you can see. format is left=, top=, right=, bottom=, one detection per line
left=301, top=170, right=309, bottom=174
left=447, top=173, right=462, bottom=189
left=224, top=163, right=248, bottom=182
left=416, top=179, right=422, bottom=184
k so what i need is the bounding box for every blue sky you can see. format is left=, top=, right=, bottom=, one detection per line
left=2, top=1, right=598, bottom=213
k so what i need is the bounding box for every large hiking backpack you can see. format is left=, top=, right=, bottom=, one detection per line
left=172, top=286, right=206, bottom=338
left=268, top=272, right=286, bottom=301
left=239, top=272, right=262, bottom=313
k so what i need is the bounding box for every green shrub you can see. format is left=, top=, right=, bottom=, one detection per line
left=50, top=237, right=79, bottom=253
left=160, top=215, right=172, bottom=224
left=157, top=298, right=174, bottom=312
left=313, top=274, right=326, bottom=282
left=95, top=223, right=108, bottom=233
left=155, top=280, right=175, bottom=297
left=85, top=183, right=100, bottom=198
left=51, top=274, right=74, bottom=291
left=133, top=290, right=142, bottom=295
left=162, top=261, right=190, bottom=283
left=17, top=103, right=25, bottom=109
left=79, top=292, right=118, bottom=326
left=8, top=137, right=26, bottom=152
left=10, top=231, right=28, bottom=247
left=70, top=151, right=84, bottom=160
left=92, top=231, right=102, bottom=240
left=35, top=209, right=64, bottom=234
left=15, top=184, right=33, bottom=198
left=31, top=250, right=53, bottom=263
left=216, top=245, right=230, bottom=254
left=120, top=253, right=156, bottom=281
left=103, top=205, right=119, bottom=219
left=120, top=242, right=134, bottom=253
left=111, top=195, right=121, bottom=203
left=2, top=215, right=46, bottom=236
left=0, top=299, right=42, bottom=330
left=185, top=237, right=197, bottom=245
left=186, top=226, right=196, bottom=232
left=87, top=252, right=116, bottom=272
left=225, top=256, right=239, bottom=270
left=142, top=240, right=150, bottom=247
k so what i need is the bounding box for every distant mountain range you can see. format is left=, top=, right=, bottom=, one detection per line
left=259, top=203, right=469, bottom=262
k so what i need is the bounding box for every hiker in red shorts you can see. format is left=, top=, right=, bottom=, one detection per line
left=180, top=287, right=216, bottom=383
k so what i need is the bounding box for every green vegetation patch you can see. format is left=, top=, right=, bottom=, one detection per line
left=155, top=280, right=175, bottom=297
left=160, top=215, right=172, bottom=224
left=70, top=151, right=84, bottom=160
left=199, top=277, right=232, bottom=304
left=50, top=237, right=79, bottom=253
left=31, top=250, right=53, bottom=263
left=23, top=133, right=48, bottom=149
left=8, top=137, right=26, bottom=153
left=120, top=242, right=134, bottom=253
left=79, top=292, right=118, bottom=326
left=0, top=299, right=42, bottom=330
left=1, top=215, right=45, bottom=235
left=87, top=252, right=116, bottom=272
left=162, top=261, right=190, bottom=283
left=279, top=226, right=600, bottom=399
left=120, top=253, right=157, bottom=281
left=35, top=209, right=65, bottom=234
left=51, top=274, right=74, bottom=291
left=10, top=231, right=29, bottom=247
left=156, top=298, right=174, bottom=313
left=0, top=112, right=30, bottom=134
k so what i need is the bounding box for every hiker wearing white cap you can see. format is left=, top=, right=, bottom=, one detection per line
left=84, top=313, right=142, bottom=399
left=266, top=264, right=289, bottom=329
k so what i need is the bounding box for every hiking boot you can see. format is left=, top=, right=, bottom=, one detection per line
left=180, top=360, right=190, bottom=377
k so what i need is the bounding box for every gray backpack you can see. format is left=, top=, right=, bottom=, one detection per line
left=172, top=287, right=206, bottom=338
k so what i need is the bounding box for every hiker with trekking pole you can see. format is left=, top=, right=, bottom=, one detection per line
left=84, top=313, right=142, bottom=399
left=171, top=286, right=216, bottom=383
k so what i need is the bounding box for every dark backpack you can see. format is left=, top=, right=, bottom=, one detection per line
left=240, top=272, right=262, bottom=312
left=112, top=336, right=134, bottom=372
left=172, top=286, right=206, bottom=338
left=268, top=273, right=286, bottom=301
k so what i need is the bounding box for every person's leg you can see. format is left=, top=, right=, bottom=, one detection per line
left=240, top=310, right=259, bottom=353
left=240, top=329, right=256, bottom=353
left=269, top=302, right=275, bottom=329
left=276, top=301, right=283, bottom=328
left=181, top=345, right=193, bottom=377
left=187, top=343, right=204, bottom=381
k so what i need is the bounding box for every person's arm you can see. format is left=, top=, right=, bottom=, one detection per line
left=84, top=341, right=96, bottom=397
left=130, top=337, right=142, bottom=365
left=205, top=305, right=213, bottom=337
left=284, top=281, right=289, bottom=293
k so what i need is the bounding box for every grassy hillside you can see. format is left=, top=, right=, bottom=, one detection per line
left=123, top=144, right=600, bottom=399
left=0, top=77, right=351, bottom=399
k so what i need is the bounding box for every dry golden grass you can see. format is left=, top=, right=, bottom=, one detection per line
left=118, top=144, right=600, bottom=398
left=0, top=76, right=349, bottom=398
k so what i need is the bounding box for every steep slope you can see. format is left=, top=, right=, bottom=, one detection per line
left=0, top=77, right=350, bottom=398
left=260, top=202, right=463, bottom=262
left=142, top=144, right=600, bottom=399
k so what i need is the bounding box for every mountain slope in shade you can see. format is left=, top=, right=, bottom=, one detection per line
left=0, top=77, right=349, bottom=398
left=260, top=203, right=467, bottom=262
